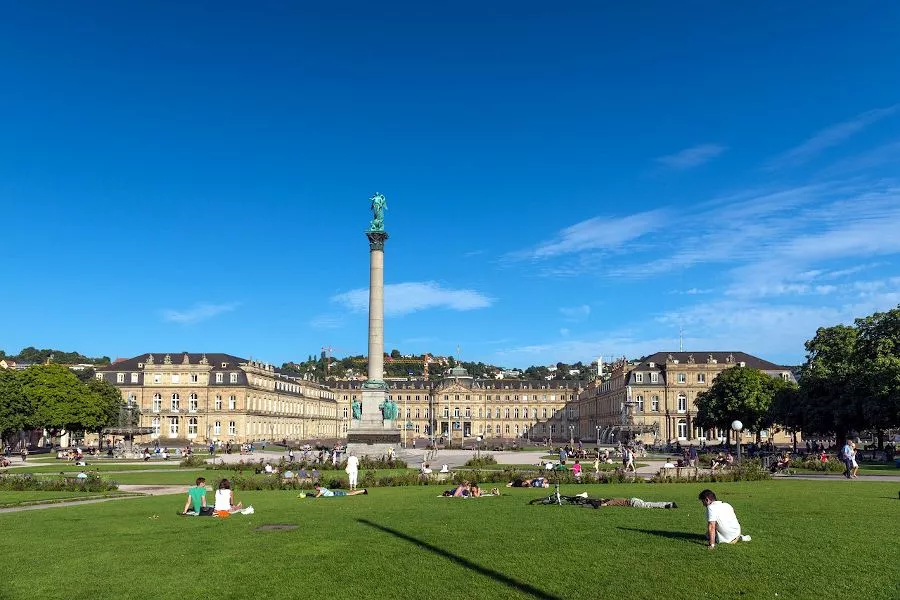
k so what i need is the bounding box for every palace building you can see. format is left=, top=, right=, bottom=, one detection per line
left=332, top=366, right=582, bottom=446
left=97, top=353, right=340, bottom=444
left=575, top=351, right=798, bottom=446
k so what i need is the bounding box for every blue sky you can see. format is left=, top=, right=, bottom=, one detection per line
left=2, top=2, right=900, bottom=368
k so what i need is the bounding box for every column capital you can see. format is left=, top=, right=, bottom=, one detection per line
left=366, top=230, right=389, bottom=251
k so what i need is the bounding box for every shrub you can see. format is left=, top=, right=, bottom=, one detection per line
left=464, top=455, right=498, bottom=468
left=648, top=459, right=771, bottom=483
left=790, top=457, right=846, bottom=473
left=179, top=454, right=208, bottom=468
left=0, top=473, right=118, bottom=492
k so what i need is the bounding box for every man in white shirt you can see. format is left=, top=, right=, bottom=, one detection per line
left=345, top=452, right=360, bottom=490
left=698, top=489, right=751, bottom=549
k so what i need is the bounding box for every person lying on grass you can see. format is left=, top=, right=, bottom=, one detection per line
left=529, top=493, right=676, bottom=508
left=313, top=483, right=368, bottom=497
left=506, top=477, right=550, bottom=488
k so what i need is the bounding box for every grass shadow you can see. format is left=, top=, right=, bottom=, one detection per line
left=617, top=526, right=707, bottom=545
left=357, top=518, right=563, bottom=600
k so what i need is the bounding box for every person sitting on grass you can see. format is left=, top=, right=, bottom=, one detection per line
left=313, top=483, right=367, bottom=497
left=182, top=477, right=210, bottom=515
left=572, top=460, right=582, bottom=480
left=506, top=477, right=550, bottom=488
left=698, top=489, right=751, bottom=549
left=214, top=479, right=243, bottom=515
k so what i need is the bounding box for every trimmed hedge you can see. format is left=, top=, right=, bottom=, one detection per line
left=0, top=473, right=119, bottom=492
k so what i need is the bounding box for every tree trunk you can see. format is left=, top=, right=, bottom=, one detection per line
left=877, top=429, right=884, bottom=450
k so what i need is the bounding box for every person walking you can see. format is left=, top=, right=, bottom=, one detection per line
left=850, top=442, right=859, bottom=478
left=345, top=452, right=360, bottom=491
left=840, top=438, right=854, bottom=479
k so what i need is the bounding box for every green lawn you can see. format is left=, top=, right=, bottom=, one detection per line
left=0, top=491, right=95, bottom=505
left=0, top=480, right=897, bottom=599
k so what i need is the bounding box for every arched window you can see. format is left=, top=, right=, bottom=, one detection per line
left=677, top=419, right=687, bottom=439
left=152, top=394, right=162, bottom=413
left=171, top=393, right=180, bottom=411
left=189, top=393, right=198, bottom=412
left=188, top=417, right=198, bottom=435
left=214, top=421, right=221, bottom=435
left=151, top=417, right=160, bottom=436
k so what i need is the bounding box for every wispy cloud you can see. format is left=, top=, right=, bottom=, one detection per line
left=332, top=281, right=493, bottom=316
left=656, top=143, right=726, bottom=170
left=559, top=304, right=591, bottom=320
left=768, top=104, right=899, bottom=169
left=515, top=209, right=668, bottom=260
left=162, top=302, right=239, bottom=325
left=309, top=314, right=344, bottom=329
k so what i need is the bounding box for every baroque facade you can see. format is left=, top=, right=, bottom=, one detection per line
left=576, top=351, right=797, bottom=446
left=333, top=366, right=581, bottom=445
left=97, top=353, right=340, bottom=444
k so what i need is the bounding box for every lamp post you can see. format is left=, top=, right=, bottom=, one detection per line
left=731, top=420, right=743, bottom=462
left=569, top=425, right=575, bottom=446
left=595, top=425, right=601, bottom=454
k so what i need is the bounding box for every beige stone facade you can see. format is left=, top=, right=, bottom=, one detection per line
left=576, top=351, right=798, bottom=446
left=334, top=367, right=581, bottom=446
left=98, top=353, right=340, bottom=444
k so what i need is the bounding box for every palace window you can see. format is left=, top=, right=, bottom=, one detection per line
left=677, top=419, right=687, bottom=440
left=505, top=408, right=510, bottom=419
left=495, top=425, right=500, bottom=434
left=189, top=393, right=198, bottom=412
left=677, top=394, right=687, bottom=413
left=454, top=407, right=460, bottom=417
left=151, top=418, right=160, bottom=436
left=697, top=373, right=706, bottom=383
left=171, top=375, right=180, bottom=384
left=214, top=421, right=221, bottom=435
left=215, top=395, right=222, bottom=410
left=229, top=421, right=236, bottom=435
left=495, top=408, right=500, bottom=418
left=650, top=373, right=658, bottom=383
left=416, top=408, right=420, bottom=419
left=651, top=395, right=659, bottom=412
left=169, top=417, right=179, bottom=436
left=444, top=407, right=449, bottom=418
left=542, top=408, right=548, bottom=418
left=677, top=373, right=686, bottom=384
left=636, top=395, right=644, bottom=413
left=116, top=373, right=125, bottom=383
left=230, top=373, right=238, bottom=384
left=465, top=406, right=470, bottom=417
left=153, top=374, right=162, bottom=384
left=171, top=393, right=180, bottom=411
left=514, top=408, right=519, bottom=419
left=505, top=425, right=510, bottom=434
left=131, top=372, right=139, bottom=383
left=152, top=394, right=162, bottom=413
left=216, top=373, right=223, bottom=383
left=229, top=395, right=236, bottom=410
left=343, top=408, right=348, bottom=419
left=191, top=374, right=199, bottom=383
left=188, top=418, right=198, bottom=435
left=635, top=373, right=643, bottom=383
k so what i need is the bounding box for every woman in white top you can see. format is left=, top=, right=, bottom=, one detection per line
left=214, top=479, right=243, bottom=514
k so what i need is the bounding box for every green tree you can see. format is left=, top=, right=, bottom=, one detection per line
left=851, top=307, right=900, bottom=447
left=695, top=366, right=780, bottom=441
left=82, top=377, right=124, bottom=436
left=797, top=325, right=863, bottom=443
left=390, top=349, right=401, bottom=359
left=0, top=368, right=29, bottom=440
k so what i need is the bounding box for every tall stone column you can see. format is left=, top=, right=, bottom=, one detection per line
left=365, top=231, right=388, bottom=388
left=347, top=195, right=400, bottom=455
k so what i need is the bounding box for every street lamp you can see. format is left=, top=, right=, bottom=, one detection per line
left=731, top=420, right=743, bottom=462
left=596, top=425, right=601, bottom=454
